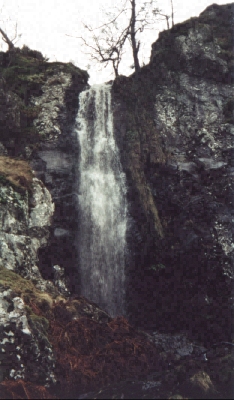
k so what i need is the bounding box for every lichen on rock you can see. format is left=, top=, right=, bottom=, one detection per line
left=112, top=2, right=234, bottom=343
left=0, top=286, right=56, bottom=385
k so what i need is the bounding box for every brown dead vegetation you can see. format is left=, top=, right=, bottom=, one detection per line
left=0, top=156, right=33, bottom=191
left=0, top=380, right=57, bottom=399
left=0, top=293, right=160, bottom=399
left=49, top=301, right=160, bottom=397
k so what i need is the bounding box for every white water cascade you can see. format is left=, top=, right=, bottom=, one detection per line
left=75, top=84, right=127, bottom=317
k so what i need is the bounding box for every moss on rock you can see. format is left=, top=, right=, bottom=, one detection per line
left=0, top=46, right=89, bottom=155
left=0, top=266, right=56, bottom=315
left=0, top=49, right=88, bottom=104
left=26, top=308, right=50, bottom=336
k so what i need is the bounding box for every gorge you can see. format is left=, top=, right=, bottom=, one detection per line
left=0, top=2, right=233, bottom=399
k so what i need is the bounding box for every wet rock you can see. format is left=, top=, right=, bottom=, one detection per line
left=52, top=265, right=70, bottom=297
left=112, top=3, right=234, bottom=342
left=151, top=332, right=193, bottom=359
left=78, top=380, right=163, bottom=399
left=28, top=67, right=88, bottom=289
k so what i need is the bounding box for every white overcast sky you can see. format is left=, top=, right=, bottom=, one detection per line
left=0, top=0, right=233, bottom=84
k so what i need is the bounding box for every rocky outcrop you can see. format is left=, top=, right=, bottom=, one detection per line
left=0, top=49, right=89, bottom=386
left=0, top=287, right=56, bottom=385
left=0, top=48, right=89, bottom=290
left=27, top=62, right=88, bottom=289
left=29, top=65, right=88, bottom=289
left=0, top=172, right=118, bottom=388
left=0, top=173, right=58, bottom=385
left=0, top=169, right=54, bottom=287
left=112, top=3, right=234, bottom=343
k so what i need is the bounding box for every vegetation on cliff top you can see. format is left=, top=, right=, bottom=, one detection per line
left=0, top=46, right=88, bottom=103
left=0, top=45, right=89, bottom=155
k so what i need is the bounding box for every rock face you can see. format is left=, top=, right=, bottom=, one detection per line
left=28, top=64, right=88, bottom=289
left=0, top=49, right=89, bottom=290
left=0, top=175, right=54, bottom=289
left=0, top=50, right=88, bottom=386
left=0, top=176, right=57, bottom=385
left=0, top=288, right=56, bottom=385
left=112, top=3, right=234, bottom=343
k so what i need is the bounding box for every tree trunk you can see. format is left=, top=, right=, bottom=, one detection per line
left=113, top=61, right=119, bottom=77
left=0, top=27, right=14, bottom=50
left=130, top=0, right=140, bottom=76
left=170, top=0, right=174, bottom=27
left=166, top=15, right=169, bottom=30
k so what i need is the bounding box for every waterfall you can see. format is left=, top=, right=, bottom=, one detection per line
left=75, top=83, right=127, bottom=317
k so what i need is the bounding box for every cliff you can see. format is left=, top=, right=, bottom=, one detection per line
left=112, top=2, right=234, bottom=343
left=0, top=46, right=89, bottom=388
left=0, top=46, right=89, bottom=290
left=0, top=3, right=233, bottom=399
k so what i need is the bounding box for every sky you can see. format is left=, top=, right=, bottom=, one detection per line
left=0, top=0, right=233, bottom=84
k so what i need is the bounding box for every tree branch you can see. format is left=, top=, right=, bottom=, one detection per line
left=67, top=0, right=175, bottom=77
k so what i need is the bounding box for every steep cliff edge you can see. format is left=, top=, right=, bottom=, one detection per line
left=0, top=47, right=89, bottom=289
left=0, top=49, right=89, bottom=386
left=112, top=3, right=234, bottom=342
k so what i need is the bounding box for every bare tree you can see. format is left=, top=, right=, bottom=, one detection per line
left=154, top=12, right=170, bottom=30
left=0, top=8, right=22, bottom=52
left=153, top=0, right=175, bottom=30
left=129, top=0, right=140, bottom=75
left=73, top=19, right=129, bottom=78
left=67, top=0, right=175, bottom=78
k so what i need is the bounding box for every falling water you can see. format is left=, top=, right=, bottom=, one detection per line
left=75, top=84, right=127, bottom=317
